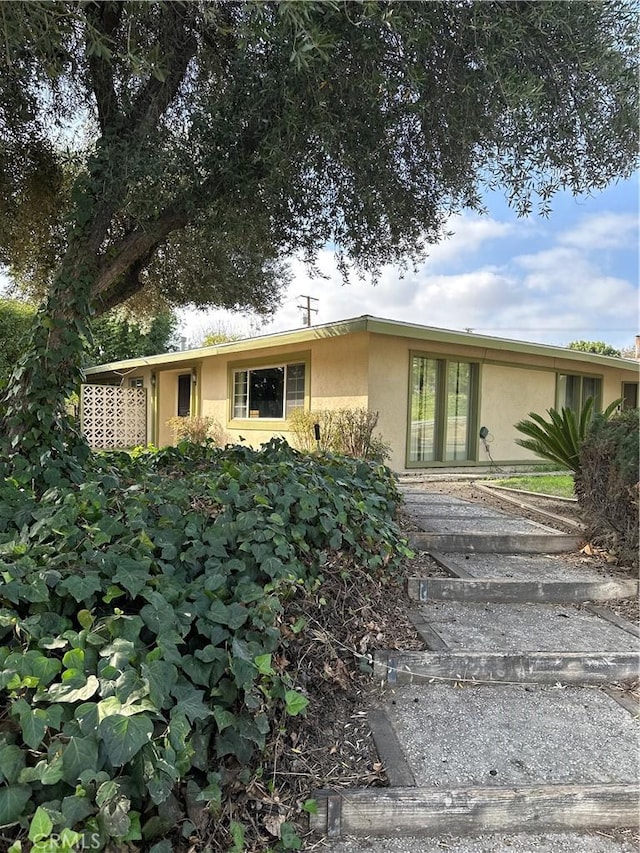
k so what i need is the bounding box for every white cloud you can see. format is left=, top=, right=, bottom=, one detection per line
left=421, top=213, right=517, bottom=269
left=559, top=211, right=639, bottom=250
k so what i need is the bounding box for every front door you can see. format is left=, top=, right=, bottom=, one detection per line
left=177, top=373, right=192, bottom=417
left=622, top=382, right=638, bottom=410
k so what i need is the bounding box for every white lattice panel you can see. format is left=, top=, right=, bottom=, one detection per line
left=81, top=384, right=147, bottom=449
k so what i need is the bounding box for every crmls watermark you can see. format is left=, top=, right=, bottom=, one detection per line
left=30, top=833, right=101, bottom=850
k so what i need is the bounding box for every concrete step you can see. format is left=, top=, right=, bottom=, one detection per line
left=373, top=649, right=639, bottom=685
left=407, top=576, right=639, bottom=604
left=427, top=550, right=619, bottom=582
left=408, top=531, right=583, bottom=553
left=321, top=831, right=639, bottom=852
left=408, top=601, right=640, bottom=653
left=311, top=684, right=639, bottom=840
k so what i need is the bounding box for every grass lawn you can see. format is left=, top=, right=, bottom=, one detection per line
left=490, top=473, right=575, bottom=498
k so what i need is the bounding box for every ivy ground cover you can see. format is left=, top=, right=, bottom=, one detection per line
left=0, top=440, right=409, bottom=852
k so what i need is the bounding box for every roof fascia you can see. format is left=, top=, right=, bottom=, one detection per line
left=363, top=317, right=638, bottom=371
left=84, top=317, right=368, bottom=375
left=84, top=313, right=637, bottom=375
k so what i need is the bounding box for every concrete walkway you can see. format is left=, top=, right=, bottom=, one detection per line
left=312, top=489, right=640, bottom=852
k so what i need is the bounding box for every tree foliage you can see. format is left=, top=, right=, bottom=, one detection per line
left=86, top=309, right=179, bottom=365
left=0, top=298, right=34, bottom=389
left=576, top=408, right=639, bottom=564
left=567, top=340, right=622, bottom=358
left=2, top=0, right=637, bottom=311
left=0, top=0, right=638, bottom=476
left=0, top=298, right=179, bottom=379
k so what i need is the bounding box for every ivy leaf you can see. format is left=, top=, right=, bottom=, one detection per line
left=61, top=794, right=95, bottom=826
left=147, top=773, right=174, bottom=806
left=20, top=706, right=48, bottom=750
left=171, top=684, right=212, bottom=723
left=148, top=841, right=173, bottom=853
left=62, top=736, right=99, bottom=785
left=226, top=603, right=248, bottom=630
left=40, top=754, right=64, bottom=785
left=0, top=785, right=31, bottom=826
left=142, top=660, right=178, bottom=709
left=140, top=593, right=175, bottom=635
left=45, top=674, right=99, bottom=703
left=213, top=706, right=236, bottom=733
left=254, top=654, right=274, bottom=676
left=112, top=558, right=151, bottom=598
left=59, top=573, right=103, bottom=603
left=99, top=714, right=153, bottom=766
left=280, top=821, right=302, bottom=850
left=99, top=795, right=131, bottom=838
left=62, top=648, right=85, bottom=670
left=284, top=690, right=309, bottom=717
left=0, top=745, right=25, bottom=785
left=29, top=653, right=62, bottom=686
left=28, top=806, right=53, bottom=842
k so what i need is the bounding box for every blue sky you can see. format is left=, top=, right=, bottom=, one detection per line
left=181, top=175, right=639, bottom=353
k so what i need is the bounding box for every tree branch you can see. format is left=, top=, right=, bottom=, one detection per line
left=92, top=206, right=190, bottom=302
left=84, top=1, right=123, bottom=133
left=94, top=250, right=155, bottom=315
left=125, top=2, right=197, bottom=136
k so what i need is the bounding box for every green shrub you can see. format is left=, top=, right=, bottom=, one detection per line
left=289, top=407, right=390, bottom=462
left=576, top=408, right=639, bottom=566
left=0, top=439, right=408, bottom=850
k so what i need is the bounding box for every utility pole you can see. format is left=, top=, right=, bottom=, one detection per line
left=298, top=294, right=319, bottom=327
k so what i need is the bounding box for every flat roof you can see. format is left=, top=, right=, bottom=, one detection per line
left=85, top=314, right=639, bottom=375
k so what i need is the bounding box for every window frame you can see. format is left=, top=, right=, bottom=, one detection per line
left=556, top=372, right=603, bottom=413
left=228, top=352, right=309, bottom=426
left=622, top=381, right=638, bottom=410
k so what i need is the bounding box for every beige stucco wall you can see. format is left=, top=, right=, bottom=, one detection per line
left=366, top=335, right=410, bottom=470
left=479, top=363, right=556, bottom=462
left=603, top=368, right=639, bottom=406
left=307, top=332, right=369, bottom=408
left=192, top=332, right=370, bottom=450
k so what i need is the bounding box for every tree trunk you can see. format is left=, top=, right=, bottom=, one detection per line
left=1, top=237, right=99, bottom=484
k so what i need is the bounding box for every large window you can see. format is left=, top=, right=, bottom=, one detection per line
left=557, top=373, right=602, bottom=412
left=232, top=362, right=305, bottom=419
left=409, top=355, right=478, bottom=464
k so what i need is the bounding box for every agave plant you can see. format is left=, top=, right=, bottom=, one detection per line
left=515, top=397, right=621, bottom=475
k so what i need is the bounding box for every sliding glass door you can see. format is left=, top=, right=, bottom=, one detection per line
left=409, top=355, right=478, bottom=465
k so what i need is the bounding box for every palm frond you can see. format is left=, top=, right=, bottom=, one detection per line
left=515, top=397, right=619, bottom=474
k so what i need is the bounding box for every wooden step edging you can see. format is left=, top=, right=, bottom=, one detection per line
left=408, top=532, right=583, bottom=553
left=309, top=783, right=640, bottom=837
left=407, top=609, right=449, bottom=650
left=374, top=650, right=640, bottom=686
left=583, top=603, right=640, bottom=638
left=367, top=710, right=416, bottom=787
left=475, top=482, right=585, bottom=530
left=407, top=576, right=640, bottom=604
left=428, top=550, right=474, bottom=578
